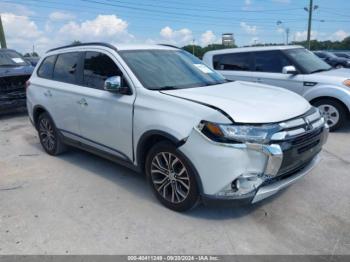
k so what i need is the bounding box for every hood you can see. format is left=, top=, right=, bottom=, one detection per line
left=161, top=81, right=311, bottom=124
left=0, top=65, right=34, bottom=77
left=307, top=68, right=350, bottom=85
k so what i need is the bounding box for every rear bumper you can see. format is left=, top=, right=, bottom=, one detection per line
left=202, top=154, right=320, bottom=206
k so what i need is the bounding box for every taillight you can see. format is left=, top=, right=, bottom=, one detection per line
left=25, top=80, right=31, bottom=90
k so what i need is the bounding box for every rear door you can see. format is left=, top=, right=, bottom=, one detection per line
left=251, top=50, right=305, bottom=94
left=35, top=52, right=82, bottom=135
left=213, top=52, right=255, bottom=82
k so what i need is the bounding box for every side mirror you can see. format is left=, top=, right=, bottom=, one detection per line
left=104, top=76, right=130, bottom=94
left=282, top=65, right=298, bottom=75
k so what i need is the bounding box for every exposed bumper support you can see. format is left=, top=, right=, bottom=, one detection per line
left=252, top=154, right=320, bottom=203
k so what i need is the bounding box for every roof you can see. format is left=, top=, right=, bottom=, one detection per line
left=204, top=45, right=303, bottom=56
left=46, top=42, right=178, bottom=53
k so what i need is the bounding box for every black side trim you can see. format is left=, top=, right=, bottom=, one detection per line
left=157, top=44, right=179, bottom=49
left=160, top=92, right=235, bottom=123
left=59, top=129, right=132, bottom=162
left=136, top=130, right=181, bottom=166
left=304, top=82, right=317, bottom=87
left=62, top=135, right=140, bottom=173
left=47, top=42, right=118, bottom=53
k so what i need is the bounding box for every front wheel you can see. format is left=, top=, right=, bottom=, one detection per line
left=145, top=141, right=200, bottom=212
left=313, top=99, right=347, bottom=131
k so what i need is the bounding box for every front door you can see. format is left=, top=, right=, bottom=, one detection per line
left=76, top=51, right=135, bottom=162
left=251, top=50, right=305, bottom=95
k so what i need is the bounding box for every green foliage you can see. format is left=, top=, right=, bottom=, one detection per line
left=71, top=40, right=82, bottom=45
left=183, top=37, right=350, bottom=59
left=182, top=43, right=237, bottom=59
left=23, top=52, right=39, bottom=57
left=291, top=37, right=350, bottom=50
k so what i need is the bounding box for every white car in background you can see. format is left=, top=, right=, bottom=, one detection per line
left=203, top=46, right=350, bottom=131
left=27, top=43, right=328, bottom=211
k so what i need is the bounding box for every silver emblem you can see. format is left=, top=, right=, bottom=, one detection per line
left=304, top=118, right=313, bottom=131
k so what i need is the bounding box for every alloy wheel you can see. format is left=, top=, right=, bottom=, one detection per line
left=318, top=104, right=340, bottom=128
left=39, top=118, right=56, bottom=151
left=150, top=152, right=190, bottom=204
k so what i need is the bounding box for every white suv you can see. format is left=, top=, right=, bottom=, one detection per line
left=203, top=45, right=350, bottom=131
left=27, top=43, right=328, bottom=211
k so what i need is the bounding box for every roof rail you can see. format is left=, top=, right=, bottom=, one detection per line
left=158, top=44, right=180, bottom=49
left=47, top=42, right=118, bottom=53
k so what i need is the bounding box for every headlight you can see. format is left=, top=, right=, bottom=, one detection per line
left=198, top=121, right=279, bottom=144
left=343, top=79, right=350, bottom=87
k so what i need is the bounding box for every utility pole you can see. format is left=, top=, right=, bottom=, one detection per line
left=192, top=38, right=195, bottom=56
left=286, top=28, right=290, bottom=45
left=306, top=0, right=313, bottom=50
left=0, top=15, right=7, bottom=49
left=305, top=0, right=318, bottom=50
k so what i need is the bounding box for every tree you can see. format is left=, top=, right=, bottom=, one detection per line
left=71, top=40, right=82, bottom=45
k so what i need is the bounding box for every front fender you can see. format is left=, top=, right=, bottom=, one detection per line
left=303, top=85, right=350, bottom=112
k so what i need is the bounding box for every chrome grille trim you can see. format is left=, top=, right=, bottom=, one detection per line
left=271, top=108, right=325, bottom=141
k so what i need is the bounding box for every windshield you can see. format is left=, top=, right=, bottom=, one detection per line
left=284, top=48, right=332, bottom=74
left=119, top=49, right=227, bottom=90
left=0, top=50, right=29, bottom=66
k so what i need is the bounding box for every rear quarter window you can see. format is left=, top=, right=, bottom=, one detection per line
left=37, top=55, right=57, bottom=79
left=53, top=52, right=81, bottom=84
left=213, top=52, right=252, bottom=71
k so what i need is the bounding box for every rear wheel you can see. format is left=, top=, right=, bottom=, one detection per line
left=37, top=112, right=67, bottom=155
left=145, top=141, right=200, bottom=212
left=313, top=99, right=347, bottom=131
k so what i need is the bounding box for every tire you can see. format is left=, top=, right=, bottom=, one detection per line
left=145, top=141, right=200, bottom=212
left=37, top=112, right=67, bottom=155
left=335, top=64, right=343, bottom=69
left=313, top=99, right=347, bottom=131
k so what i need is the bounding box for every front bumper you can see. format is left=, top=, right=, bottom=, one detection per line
left=179, top=121, right=328, bottom=206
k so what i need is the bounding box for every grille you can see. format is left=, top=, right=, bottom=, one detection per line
left=271, top=108, right=326, bottom=177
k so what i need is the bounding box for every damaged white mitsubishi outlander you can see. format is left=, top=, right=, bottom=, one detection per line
left=27, top=43, right=329, bottom=211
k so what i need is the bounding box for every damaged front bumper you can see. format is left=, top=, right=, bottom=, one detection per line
left=179, top=122, right=329, bottom=206
left=0, top=75, right=30, bottom=112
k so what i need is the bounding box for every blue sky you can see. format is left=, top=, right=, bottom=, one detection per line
left=0, top=0, right=349, bottom=54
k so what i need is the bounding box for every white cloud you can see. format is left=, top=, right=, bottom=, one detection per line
left=159, top=26, right=193, bottom=45
left=293, top=30, right=318, bottom=42
left=240, top=22, right=257, bottom=35
left=200, top=30, right=217, bottom=46
left=57, top=15, right=134, bottom=44
left=329, top=30, right=349, bottom=41
left=245, top=0, right=252, bottom=5
left=49, top=11, right=75, bottom=21
left=1, top=13, right=48, bottom=53
left=0, top=2, right=34, bottom=16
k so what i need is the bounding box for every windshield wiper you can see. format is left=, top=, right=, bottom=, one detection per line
left=151, top=86, right=179, bottom=91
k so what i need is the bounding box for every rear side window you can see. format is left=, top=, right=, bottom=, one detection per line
left=253, top=51, right=291, bottom=73
left=213, top=53, right=252, bottom=71
left=37, top=55, right=57, bottom=79
left=53, top=52, right=80, bottom=84
left=83, top=52, right=123, bottom=90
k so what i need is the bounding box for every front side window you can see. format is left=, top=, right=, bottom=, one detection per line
left=37, top=55, right=57, bottom=79
left=53, top=52, right=80, bottom=84
left=284, top=48, right=332, bottom=74
left=119, top=49, right=226, bottom=90
left=83, top=52, right=123, bottom=90
left=253, top=51, right=291, bottom=73
left=213, top=53, right=252, bottom=71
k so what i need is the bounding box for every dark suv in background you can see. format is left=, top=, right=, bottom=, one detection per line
left=0, top=49, right=34, bottom=113
left=314, top=51, right=350, bottom=69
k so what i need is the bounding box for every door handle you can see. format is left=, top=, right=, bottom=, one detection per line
left=77, top=98, right=88, bottom=106
left=44, top=90, right=52, bottom=97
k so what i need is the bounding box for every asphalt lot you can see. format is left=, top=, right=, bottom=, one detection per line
left=0, top=112, right=349, bottom=255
